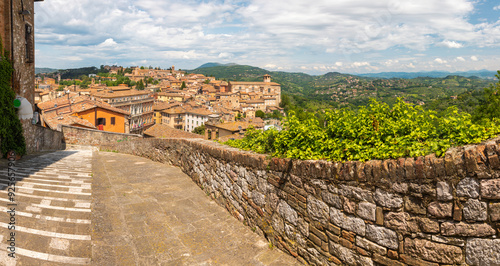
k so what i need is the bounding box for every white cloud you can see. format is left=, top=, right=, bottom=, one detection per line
left=434, top=58, right=447, bottom=64
left=218, top=52, right=233, bottom=59
left=33, top=0, right=500, bottom=73
left=494, top=5, right=500, bottom=11
left=456, top=56, right=465, bottom=61
left=352, top=62, right=370, bottom=67
left=438, top=40, right=464, bottom=48
left=470, top=56, right=478, bottom=61
left=97, top=38, right=117, bottom=48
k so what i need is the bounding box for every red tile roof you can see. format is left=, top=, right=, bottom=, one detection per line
left=143, top=124, right=203, bottom=139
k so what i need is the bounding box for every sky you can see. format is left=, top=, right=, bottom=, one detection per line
left=34, top=0, right=500, bottom=75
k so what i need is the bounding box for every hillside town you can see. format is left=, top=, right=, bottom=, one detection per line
left=35, top=66, right=284, bottom=141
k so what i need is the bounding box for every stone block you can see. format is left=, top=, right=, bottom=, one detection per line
left=373, top=253, right=404, bottom=266
left=481, top=179, right=500, bottom=199
left=416, top=217, right=439, bottom=233
left=339, top=184, right=374, bottom=203
left=441, top=222, right=495, bottom=237
left=343, top=197, right=357, bottom=214
left=365, top=224, right=398, bottom=250
left=322, top=191, right=342, bottom=209
left=376, top=207, right=384, bottom=225
left=430, top=235, right=464, bottom=247
left=307, top=195, right=329, bottom=223
left=310, top=225, right=327, bottom=242
left=400, top=254, right=439, bottom=266
left=404, top=238, right=462, bottom=264
left=466, top=238, right=500, bottom=266
left=427, top=202, right=452, bottom=218
left=357, top=201, right=376, bottom=222
left=278, top=200, right=298, bottom=226
left=356, top=236, right=387, bottom=255
left=405, top=196, right=426, bottom=215
left=436, top=181, right=453, bottom=201
left=490, top=203, right=500, bottom=222
left=392, top=182, right=408, bottom=194
left=330, top=207, right=366, bottom=236
left=462, top=199, right=487, bottom=221
left=456, top=177, right=480, bottom=198
left=384, top=212, right=418, bottom=234
left=374, top=189, right=403, bottom=209
left=329, top=242, right=373, bottom=266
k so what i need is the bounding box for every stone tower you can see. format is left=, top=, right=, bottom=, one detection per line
left=263, top=74, right=271, bottom=83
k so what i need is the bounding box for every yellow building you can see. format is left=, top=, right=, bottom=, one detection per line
left=157, top=92, right=185, bottom=102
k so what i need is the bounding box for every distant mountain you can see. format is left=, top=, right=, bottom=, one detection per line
left=358, top=70, right=498, bottom=80
left=196, top=62, right=238, bottom=69
left=35, top=67, right=58, bottom=74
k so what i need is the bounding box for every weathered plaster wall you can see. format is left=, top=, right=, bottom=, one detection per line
left=101, top=137, right=500, bottom=265
left=61, top=125, right=142, bottom=146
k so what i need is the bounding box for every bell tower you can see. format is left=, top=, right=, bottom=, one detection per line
left=263, top=74, right=271, bottom=83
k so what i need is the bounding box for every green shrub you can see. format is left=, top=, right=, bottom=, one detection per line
left=225, top=98, right=500, bottom=161
left=0, top=40, right=26, bottom=157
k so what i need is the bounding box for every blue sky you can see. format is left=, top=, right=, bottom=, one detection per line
left=35, top=0, right=500, bottom=75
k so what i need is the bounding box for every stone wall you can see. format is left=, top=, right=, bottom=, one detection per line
left=101, top=137, right=500, bottom=265
left=23, top=121, right=64, bottom=153
left=61, top=125, right=142, bottom=146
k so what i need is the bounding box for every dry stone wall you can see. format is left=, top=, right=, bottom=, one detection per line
left=101, top=137, right=500, bottom=266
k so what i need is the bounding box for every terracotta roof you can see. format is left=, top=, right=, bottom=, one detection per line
left=158, top=92, right=185, bottom=97
left=37, top=95, right=88, bottom=111
left=144, top=124, right=203, bottom=139
left=92, top=89, right=150, bottom=98
left=229, top=81, right=280, bottom=86
left=43, top=114, right=96, bottom=130
left=162, top=106, right=187, bottom=115
left=153, top=101, right=180, bottom=111
left=215, top=121, right=256, bottom=132
left=185, top=107, right=212, bottom=116
left=72, top=100, right=130, bottom=116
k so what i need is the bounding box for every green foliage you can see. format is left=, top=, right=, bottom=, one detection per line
left=255, top=110, right=265, bottom=119
left=225, top=99, right=500, bottom=162
left=0, top=41, right=26, bottom=157
left=473, top=71, right=500, bottom=122
left=136, top=80, right=145, bottom=90
left=180, top=81, right=186, bottom=90
left=193, top=125, right=205, bottom=135
left=225, top=127, right=278, bottom=154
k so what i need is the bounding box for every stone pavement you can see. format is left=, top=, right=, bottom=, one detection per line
left=0, top=147, right=93, bottom=265
left=0, top=148, right=300, bottom=265
left=92, top=151, right=301, bottom=265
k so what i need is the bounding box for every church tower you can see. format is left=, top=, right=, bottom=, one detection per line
left=263, top=74, right=271, bottom=83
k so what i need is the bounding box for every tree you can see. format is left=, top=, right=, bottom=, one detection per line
left=473, top=71, right=500, bottom=122
left=136, top=80, right=145, bottom=90
left=180, top=81, right=186, bottom=90
left=235, top=112, right=242, bottom=121
left=204, top=79, right=210, bottom=84
left=255, top=110, right=265, bottom=119
left=193, top=125, right=205, bottom=135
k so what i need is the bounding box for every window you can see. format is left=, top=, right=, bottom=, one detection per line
left=25, top=23, right=34, bottom=63
left=111, top=117, right=115, bottom=125
left=97, top=118, right=106, bottom=126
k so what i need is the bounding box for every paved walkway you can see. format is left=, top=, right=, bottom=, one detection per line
left=0, top=148, right=300, bottom=265
left=0, top=148, right=93, bottom=265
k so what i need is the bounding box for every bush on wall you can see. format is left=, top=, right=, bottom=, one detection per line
left=0, top=39, right=26, bottom=157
